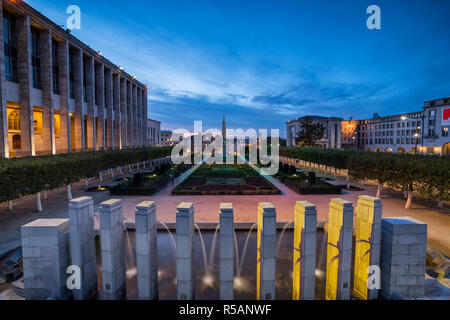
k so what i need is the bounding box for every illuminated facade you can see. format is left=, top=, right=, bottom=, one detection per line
left=0, top=0, right=149, bottom=158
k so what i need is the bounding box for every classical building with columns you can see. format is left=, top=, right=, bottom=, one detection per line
left=0, top=0, right=149, bottom=158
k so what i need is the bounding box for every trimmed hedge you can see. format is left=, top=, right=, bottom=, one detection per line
left=280, top=146, right=450, bottom=201
left=0, top=147, right=172, bottom=202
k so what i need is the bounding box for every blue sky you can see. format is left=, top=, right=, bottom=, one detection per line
left=29, top=0, right=450, bottom=137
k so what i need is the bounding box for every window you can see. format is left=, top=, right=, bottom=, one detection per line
left=3, top=11, right=18, bottom=82
left=7, top=108, right=20, bottom=131
left=69, top=49, right=75, bottom=99
left=54, top=112, right=61, bottom=137
left=52, top=40, right=60, bottom=94
left=429, top=119, right=435, bottom=126
left=442, top=127, right=449, bottom=137
left=33, top=108, right=43, bottom=134
left=31, top=27, right=41, bottom=89
left=429, top=109, right=436, bottom=117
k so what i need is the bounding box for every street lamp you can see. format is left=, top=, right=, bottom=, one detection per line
left=414, top=132, right=419, bottom=155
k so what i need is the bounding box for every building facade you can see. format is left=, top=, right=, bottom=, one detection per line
left=160, top=130, right=173, bottom=146
left=286, top=116, right=342, bottom=149
left=0, top=0, right=148, bottom=158
left=147, top=118, right=160, bottom=146
left=348, top=98, right=450, bottom=155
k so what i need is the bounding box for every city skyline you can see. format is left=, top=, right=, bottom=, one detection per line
left=30, top=0, right=450, bottom=137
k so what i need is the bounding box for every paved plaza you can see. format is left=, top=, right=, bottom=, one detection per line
left=0, top=167, right=449, bottom=256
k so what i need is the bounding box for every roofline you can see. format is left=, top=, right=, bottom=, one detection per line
left=7, top=0, right=146, bottom=88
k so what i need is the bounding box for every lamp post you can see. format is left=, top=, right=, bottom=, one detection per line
left=414, top=132, right=419, bottom=155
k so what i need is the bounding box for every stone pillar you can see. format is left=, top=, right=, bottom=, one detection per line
left=40, top=29, right=55, bottom=155
left=136, top=88, right=141, bottom=146
left=17, top=15, right=34, bottom=156
left=58, top=40, right=70, bottom=153
left=142, top=86, right=149, bottom=146
left=0, top=4, right=9, bottom=158
left=219, top=203, right=234, bottom=300
left=113, top=73, right=121, bottom=149
left=176, top=202, right=195, bottom=300
left=104, top=68, right=114, bottom=148
left=380, top=217, right=427, bottom=299
left=325, top=198, right=353, bottom=300
left=257, top=202, right=277, bottom=300
left=135, top=201, right=159, bottom=300
left=293, top=201, right=317, bottom=300
left=134, top=85, right=138, bottom=146
left=69, top=197, right=98, bottom=300
left=73, top=49, right=84, bottom=151
left=120, top=77, right=128, bottom=148
left=99, top=199, right=126, bottom=300
left=96, top=63, right=105, bottom=149
left=127, top=81, right=133, bottom=147
left=353, top=195, right=382, bottom=300
left=21, top=219, right=70, bottom=300
left=85, top=56, right=96, bottom=151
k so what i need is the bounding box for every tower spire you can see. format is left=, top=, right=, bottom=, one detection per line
left=222, top=116, right=226, bottom=139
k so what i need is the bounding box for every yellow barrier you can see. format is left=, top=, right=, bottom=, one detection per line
left=325, top=198, right=353, bottom=300
left=353, top=195, right=382, bottom=300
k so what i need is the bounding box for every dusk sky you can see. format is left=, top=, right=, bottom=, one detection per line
left=29, top=0, right=450, bottom=137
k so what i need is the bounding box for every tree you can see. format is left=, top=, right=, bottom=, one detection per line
left=295, top=118, right=326, bottom=147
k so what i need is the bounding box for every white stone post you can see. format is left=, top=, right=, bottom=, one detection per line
left=176, top=202, right=195, bottom=300
left=325, top=198, right=353, bottom=300
left=69, top=197, right=98, bottom=300
left=99, top=199, right=126, bottom=300
left=293, top=201, right=317, bottom=300
left=380, top=217, right=427, bottom=299
left=219, top=203, right=234, bottom=300
left=21, top=219, right=71, bottom=300
left=135, top=201, right=159, bottom=300
left=257, top=202, right=277, bottom=300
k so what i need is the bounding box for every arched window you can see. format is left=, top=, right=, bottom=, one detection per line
left=8, top=110, right=20, bottom=131
left=443, top=143, right=450, bottom=156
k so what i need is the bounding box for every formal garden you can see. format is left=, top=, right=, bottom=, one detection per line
left=172, top=164, right=281, bottom=195
left=110, top=163, right=192, bottom=196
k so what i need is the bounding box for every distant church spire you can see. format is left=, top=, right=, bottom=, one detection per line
left=222, top=116, right=226, bottom=139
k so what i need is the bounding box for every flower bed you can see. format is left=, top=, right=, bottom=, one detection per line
left=172, top=164, right=281, bottom=195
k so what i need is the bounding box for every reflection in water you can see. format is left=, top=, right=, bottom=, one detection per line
left=95, top=229, right=328, bottom=300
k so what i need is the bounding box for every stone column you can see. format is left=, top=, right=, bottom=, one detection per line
left=176, top=202, right=195, bottom=300
left=353, top=195, right=382, bottom=300
left=104, top=68, right=114, bottom=148
left=113, top=73, right=121, bottom=149
left=325, top=198, right=353, bottom=300
left=133, top=85, right=138, bottom=146
left=293, top=201, right=317, bottom=300
left=120, top=77, right=128, bottom=148
left=142, top=86, right=149, bottom=146
left=69, top=197, right=98, bottom=300
left=40, top=29, right=55, bottom=155
left=136, top=88, right=141, bottom=146
left=17, top=15, right=34, bottom=156
left=0, top=4, right=9, bottom=158
left=58, top=40, right=70, bottom=153
left=95, top=63, right=105, bottom=149
left=73, top=49, right=84, bottom=151
left=21, top=219, right=70, bottom=300
left=380, top=217, right=427, bottom=299
left=85, top=56, right=96, bottom=151
left=135, top=201, right=159, bottom=300
left=219, top=203, right=234, bottom=300
left=127, top=81, right=133, bottom=147
left=99, top=199, right=126, bottom=300
left=257, top=202, right=277, bottom=300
